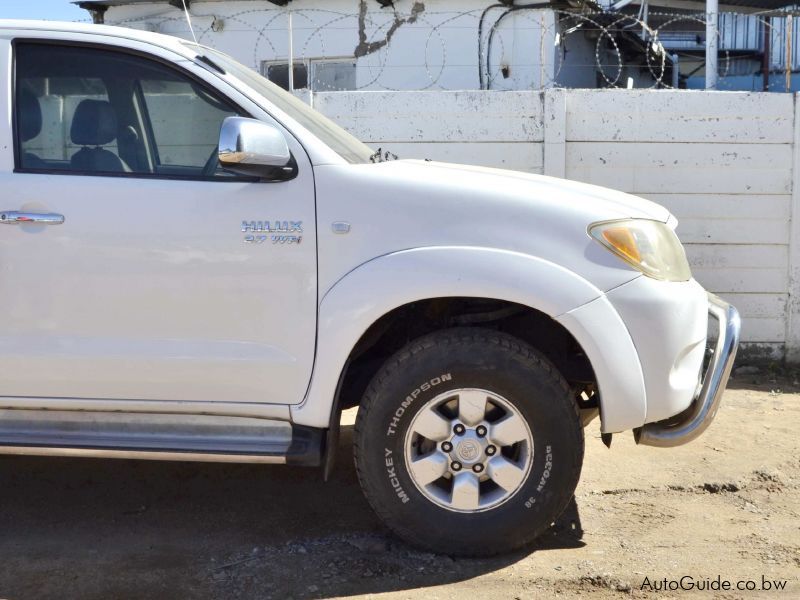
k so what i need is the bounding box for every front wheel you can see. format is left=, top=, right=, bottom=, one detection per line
left=353, top=328, right=584, bottom=556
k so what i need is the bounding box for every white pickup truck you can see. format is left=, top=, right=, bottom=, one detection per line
left=0, top=21, right=740, bottom=556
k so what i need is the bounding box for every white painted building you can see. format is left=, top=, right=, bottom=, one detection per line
left=76, top=0, right=677, bottom=90
left=76, top=1, right=800, bottom=92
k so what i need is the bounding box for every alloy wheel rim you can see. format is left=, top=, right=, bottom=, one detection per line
left=403, top=388, right=534, bottom=513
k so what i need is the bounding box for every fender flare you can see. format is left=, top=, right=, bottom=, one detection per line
left=290, top=246, right=646, bottom=434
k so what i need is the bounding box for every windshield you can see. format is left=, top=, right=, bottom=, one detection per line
left=184, top=44, right=375, bottom=164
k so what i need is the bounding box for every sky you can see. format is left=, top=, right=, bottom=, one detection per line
left=2, top=0, right=87, bottom=21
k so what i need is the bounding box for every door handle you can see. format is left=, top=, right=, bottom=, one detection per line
left=0, top=211, right=65, bottom=225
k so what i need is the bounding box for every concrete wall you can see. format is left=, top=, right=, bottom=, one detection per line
left=313, top=89, right=796, bottom=360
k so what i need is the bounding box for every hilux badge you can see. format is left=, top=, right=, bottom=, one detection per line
left=242, top=220, right=303, bottom=245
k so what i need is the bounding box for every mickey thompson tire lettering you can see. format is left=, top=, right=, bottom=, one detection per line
left=386, top=374, right=452, bottom=436
left=353, top=327, right=585, bottom=557
left=384, top=448, right=410, bottom=503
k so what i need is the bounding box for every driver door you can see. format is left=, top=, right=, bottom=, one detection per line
left=0, top=40, right=317, bottom=405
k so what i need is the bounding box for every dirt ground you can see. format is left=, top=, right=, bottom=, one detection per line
left=0, top=377, right=797, bottom=600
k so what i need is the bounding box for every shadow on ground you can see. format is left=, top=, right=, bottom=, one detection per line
left=727, top=372, right=799, bottom=393
left=0, top=426, right=584, bottom=600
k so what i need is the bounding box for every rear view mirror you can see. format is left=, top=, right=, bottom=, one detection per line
left=218, top=117, right=296, bottom=180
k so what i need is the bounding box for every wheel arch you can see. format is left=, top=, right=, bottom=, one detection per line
left=291, top=246, right=646, bottom=438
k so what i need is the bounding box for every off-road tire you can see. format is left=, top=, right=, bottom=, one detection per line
left=353, top=327, right=584, bottom=557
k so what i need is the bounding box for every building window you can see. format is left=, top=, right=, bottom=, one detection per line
left=310, top=59, right=357, bottom=91
left=261, top=59, right=357, bottom=91
left=262, top=61, right=308, bottom=91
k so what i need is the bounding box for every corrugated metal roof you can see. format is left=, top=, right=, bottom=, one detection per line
left=721, top=0, right=793, bottom=7
left=652, top=0, right=799, bottom=12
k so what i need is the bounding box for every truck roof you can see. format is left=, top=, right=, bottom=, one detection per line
left=0, top=20, right=192, bottom=56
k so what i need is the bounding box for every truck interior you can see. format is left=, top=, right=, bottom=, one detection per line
left=14, top=41, right=244, bottom=180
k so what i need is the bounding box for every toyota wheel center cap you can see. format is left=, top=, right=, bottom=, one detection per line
left=457, top=439, right=481, bottom=462
left=449, top=430, right=488, bottom=465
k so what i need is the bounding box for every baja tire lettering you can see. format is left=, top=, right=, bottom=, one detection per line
left=537, top=445, right=553, bottom=492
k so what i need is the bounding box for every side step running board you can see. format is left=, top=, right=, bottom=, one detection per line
left=0, top=410, right=323, bottom=466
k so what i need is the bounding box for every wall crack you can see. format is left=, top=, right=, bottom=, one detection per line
left=355, top=1, right=425, bottom=58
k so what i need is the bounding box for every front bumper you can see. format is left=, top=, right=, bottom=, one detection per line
left=635, top=293, right=741, bottom=447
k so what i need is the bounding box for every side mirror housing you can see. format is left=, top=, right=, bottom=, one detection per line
left=218, top=117, right=296, bottom=181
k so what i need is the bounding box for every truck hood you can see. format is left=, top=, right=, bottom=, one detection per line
left=401, top=160, right=671, bottom=222
left=315, top=160, right=675, bottom=295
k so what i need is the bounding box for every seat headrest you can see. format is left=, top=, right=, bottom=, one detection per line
left=71, top=99, right=118, bottom=146
left=18, top=88, right=42, bottom=142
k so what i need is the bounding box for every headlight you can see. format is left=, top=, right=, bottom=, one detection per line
left=589, top=219, right=692, bottom=282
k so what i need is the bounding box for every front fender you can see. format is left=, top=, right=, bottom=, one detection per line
left=290, top=246, right=646, bottom=433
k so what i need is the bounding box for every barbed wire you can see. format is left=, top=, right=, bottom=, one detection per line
left=106, top=5, right=797, bottom=92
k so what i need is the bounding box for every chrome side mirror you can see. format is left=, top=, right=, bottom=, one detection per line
left=218, top=117, right=296, bottom=180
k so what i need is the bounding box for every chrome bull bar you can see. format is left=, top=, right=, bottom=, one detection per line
left=636, top=293, right=741, bottom=447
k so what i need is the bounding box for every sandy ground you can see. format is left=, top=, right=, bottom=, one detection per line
left=0, top=378, right=797, bottom=600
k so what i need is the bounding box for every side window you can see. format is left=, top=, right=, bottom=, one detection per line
left=140, top=79, right=232, bottom=173
left=17, top=73, right=116, bottom=170
left=15, top=42, right=244, bottom=179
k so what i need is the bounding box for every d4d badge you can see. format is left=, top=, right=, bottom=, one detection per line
left=242, top=220, right=303, bottom=245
